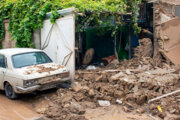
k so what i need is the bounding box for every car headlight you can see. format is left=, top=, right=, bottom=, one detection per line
left=23, top=79, right=38, bottom=87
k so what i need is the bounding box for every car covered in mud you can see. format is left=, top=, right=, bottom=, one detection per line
left=0, top=48, right=71, bottom=99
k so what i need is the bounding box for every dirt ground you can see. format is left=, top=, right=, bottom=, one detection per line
left=0, top=92, right=41, bottom=120
left=0, top=90, right=152, bottom=120
left=0, top=92, right=152, bottom=120
left=85, top=106, right=152, bottom=120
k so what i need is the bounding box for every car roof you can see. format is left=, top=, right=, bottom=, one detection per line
left=0, top=48, right=43, bottom=56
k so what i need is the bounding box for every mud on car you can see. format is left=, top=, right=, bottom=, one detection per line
left=0, top=48, right=71, bottom=99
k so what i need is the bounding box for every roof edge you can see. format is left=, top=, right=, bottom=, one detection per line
left=45, top=7, right=75, bottom=19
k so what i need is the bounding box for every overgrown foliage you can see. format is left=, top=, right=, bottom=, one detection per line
left=0, top=0, right=141, bottom=48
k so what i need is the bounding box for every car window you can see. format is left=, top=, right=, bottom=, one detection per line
left=0, top=54, right=6, bottom=68
left=12, top=52, right=52, bottom=68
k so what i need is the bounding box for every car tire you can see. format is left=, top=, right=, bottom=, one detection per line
left=5, top=83, right=18, bottom=99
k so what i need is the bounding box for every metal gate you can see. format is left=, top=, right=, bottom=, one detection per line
left=40, top=8, right=75, bottom=80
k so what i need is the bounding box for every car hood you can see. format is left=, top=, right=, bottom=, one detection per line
left=15, top=63, right=68, bottom=80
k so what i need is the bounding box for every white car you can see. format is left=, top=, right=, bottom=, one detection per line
left=0, top=48, right=71, bottom=99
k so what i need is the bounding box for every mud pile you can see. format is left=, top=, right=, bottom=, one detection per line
left=134, top=38, right=153, bottom=58
left=44, top=58, right=180, bottom=120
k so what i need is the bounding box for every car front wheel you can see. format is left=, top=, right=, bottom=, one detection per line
left=5, top=83, right=18, bottom=99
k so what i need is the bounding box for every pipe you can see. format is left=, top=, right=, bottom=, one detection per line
left=147, top=89, right=180, bottom=120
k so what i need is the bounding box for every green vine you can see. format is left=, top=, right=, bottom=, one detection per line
left=0, top=19, right=5, bottom=49
left=0, top=0, right=142, bottom=48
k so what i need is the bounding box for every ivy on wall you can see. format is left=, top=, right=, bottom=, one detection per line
left=0, top=0, right=141, bottom=48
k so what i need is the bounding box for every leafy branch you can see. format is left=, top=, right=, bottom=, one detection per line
left=0, top=0, right=142, bottom=48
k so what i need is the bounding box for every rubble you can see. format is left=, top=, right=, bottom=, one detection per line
left=43, top=57, right=180, bottom=120
left=134, top=38, right=153, bottom=58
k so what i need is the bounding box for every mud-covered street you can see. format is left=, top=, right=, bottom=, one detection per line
left=0, top=91, right=152, bottom=120
left=0, top=93, right=41, bottom=120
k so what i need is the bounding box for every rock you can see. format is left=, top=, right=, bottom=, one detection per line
left=136, top=107, right=146, bottom=114
left=169, top=109, right=176, bottom=114
left=125, top=94, right=136, bottom=101
left=64, top=104, right=70, bottom=108
left=110, top=72, right=124, bottom=81
left=126, top=69, right=131, bottom=75
left=158, top=112, right=167, bottom=119
left=123, top=77, right=129, bottom=82
left=114, top=91, right=124, bottom=98
left=88, top=89, right=95, bottom=97
left=136, top=95, right=146, bottom=105
left=96, top=75, right=103, bottom=81
left=132, top=85, right=138, bottom=92
left=163, top=35, right=169, bottom=41
left=69, top=103, right=85, bottom=115
left=74, top=74, right=80, bottom=80
left=36, top=107, right=47, bottom=114
left=124, top=103, right=134, bottom=111
left=123, top=106, right=131, bottom=112
left=71, top=82, right=82, bottom=92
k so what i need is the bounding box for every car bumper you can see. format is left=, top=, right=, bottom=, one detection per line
left=16, top=85, right=40, bottom=93
left=15, top=77, right=71, bottom=94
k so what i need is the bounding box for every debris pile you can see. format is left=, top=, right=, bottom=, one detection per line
left=134, top=38, right=153, bottom=58
left=44, top=58, right=180, bottom=120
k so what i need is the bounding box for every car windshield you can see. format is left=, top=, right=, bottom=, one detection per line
left=12, top=52, right=53, bottom=68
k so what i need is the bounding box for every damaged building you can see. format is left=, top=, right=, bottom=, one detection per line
left=153, top=0, right=180, bottom=66
left=1, top=1, right=180, bottom=69
left=76, top=0, right=180, bottom=68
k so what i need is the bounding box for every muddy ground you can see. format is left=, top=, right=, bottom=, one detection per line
left=0, top=92, right=41, bottom=120
left=0, top=57, right=180, bottom=120
left=0, top=89, right=151, bottom=120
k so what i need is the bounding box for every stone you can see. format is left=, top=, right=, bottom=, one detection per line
left=136, top=107, right=146, bottom=114
left=36, top=107, right=47, bottom=114
left=88, top=89, right=95, bottom=97
left=158, top=112, right=167, bottom=119
left=126, top=69, right=131, bottom=75
left=123, top=106, right=131, bottom=112
left=69, top=103, right=85, bottom=115
left=96, top=75, right=103, bottom=81
left=110, top=72, right=124, bottom=81
left=72, top=82, right=82, bottom=92
left=169, top=109, right=176, bottom=114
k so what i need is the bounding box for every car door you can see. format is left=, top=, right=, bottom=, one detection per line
left=0, top=54, right=7, bottom=90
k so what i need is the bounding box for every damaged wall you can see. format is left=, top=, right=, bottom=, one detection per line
left=2, top=20, right=16, bottom=48
left=153, top=0, right=180, bottom=66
